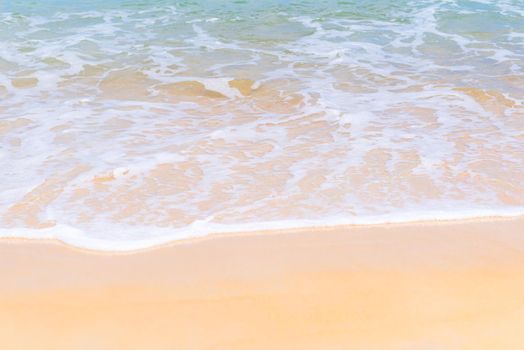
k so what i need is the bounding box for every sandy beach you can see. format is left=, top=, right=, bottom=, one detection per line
left=1, top=217, right=523, bottom=349
left=2, top=1, right=523, bottom=349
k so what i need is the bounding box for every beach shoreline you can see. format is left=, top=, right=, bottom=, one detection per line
left=2, top=1, right=523, bottom=348
left=1, top=214, right=523, bottom=254
left=1, top=216, right=523, bottom=349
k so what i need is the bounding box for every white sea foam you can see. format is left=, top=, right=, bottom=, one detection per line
left=1, top=0, right=523, bottom=250
left=1, top=207, right=523, bottom=251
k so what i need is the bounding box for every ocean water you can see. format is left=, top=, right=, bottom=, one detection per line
left=1, top=0, right=523, bottom=250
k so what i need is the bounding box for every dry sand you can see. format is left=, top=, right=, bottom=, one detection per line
left=1, top=217, right=524, bottom=349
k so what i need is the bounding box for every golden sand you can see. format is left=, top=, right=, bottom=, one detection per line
left=1, top=218, right=524, bottom=349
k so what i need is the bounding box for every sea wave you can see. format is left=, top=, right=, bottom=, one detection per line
left=1, top=0, right=523, bottom=250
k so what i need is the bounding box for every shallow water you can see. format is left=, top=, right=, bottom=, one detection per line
left=1, top=0, right=523, bottom=250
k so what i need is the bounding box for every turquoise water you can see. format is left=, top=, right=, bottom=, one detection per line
left=1, top=1, right=523, bottom=250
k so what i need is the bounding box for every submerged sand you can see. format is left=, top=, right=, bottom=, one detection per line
left=1, top=217, right=524, bottom=349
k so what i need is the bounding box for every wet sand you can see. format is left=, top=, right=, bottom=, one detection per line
left=1, top=217, right=524, bottom=349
